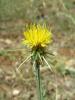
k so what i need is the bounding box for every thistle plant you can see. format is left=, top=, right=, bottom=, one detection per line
left=18, top=24, right=53, bottom=100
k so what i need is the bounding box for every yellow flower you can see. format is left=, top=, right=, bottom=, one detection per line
left=22, top=24, right=52, bottom=48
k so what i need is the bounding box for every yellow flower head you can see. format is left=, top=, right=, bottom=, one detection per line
left=22, top=24, right=52, bottom=48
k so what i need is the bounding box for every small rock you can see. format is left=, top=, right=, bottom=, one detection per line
left=53, top=51, right=58, bottom=56
left=12, top=89, right=20, bottom=96
left=5, top=39, right=12, bottom=44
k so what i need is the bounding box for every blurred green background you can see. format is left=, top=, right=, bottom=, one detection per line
left=0, top=0, right=75, bottom=37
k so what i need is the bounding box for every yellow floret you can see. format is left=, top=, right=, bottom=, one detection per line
left=22, top=24, right=52, bottom=48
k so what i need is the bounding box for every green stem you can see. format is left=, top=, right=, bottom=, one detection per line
left=35, top=61, right=43, bottom=100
